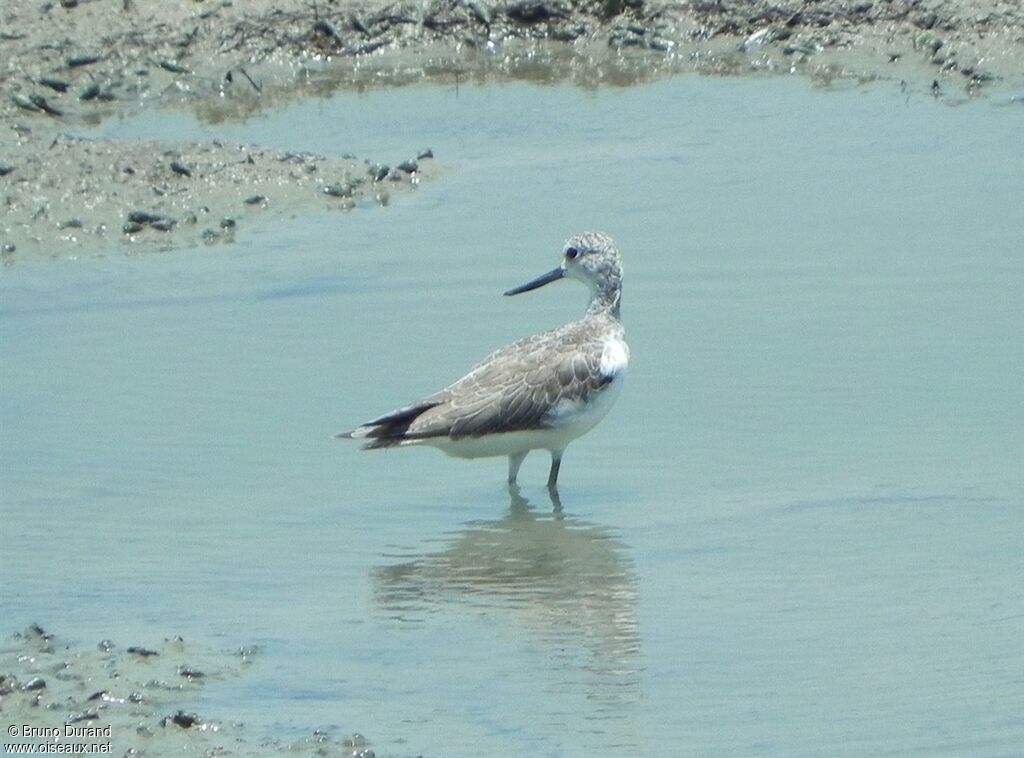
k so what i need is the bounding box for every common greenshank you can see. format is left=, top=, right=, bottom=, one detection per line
left=339, top=231, right=628, bottom=488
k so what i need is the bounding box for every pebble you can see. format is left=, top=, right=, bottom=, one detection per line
left=127, top=211, right=163, bottom=224
left=170, top=161, right=192, bottom=177
left=66, top=54, right=103, bottom=68
left=397, top=159, right=418, bottom=174
left=164, top=711, right=200, bottom=729
left=38, top=77, right=70, bottom=92
left=11, top=94, right=40, bottom=112
left=323, top=182, right=355, bottom=197
left=67, top=710, right=101, bottom=723
left=21, top=676, right=46, bottom=691
left=159, top=60, right=190, bottom=74
left=29, top=94, right=63, bottom=117
left=126, top=645, right=159, bottom=657
left=244, top=194, right=268, bottom=205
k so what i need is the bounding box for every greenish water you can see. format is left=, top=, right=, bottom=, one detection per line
left=2, top=77, right=1023, bottom=756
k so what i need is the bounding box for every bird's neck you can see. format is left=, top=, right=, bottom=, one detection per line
left=586, top=287, right=622, bottom=319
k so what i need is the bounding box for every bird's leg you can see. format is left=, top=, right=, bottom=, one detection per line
left=546, top=450, right=563, bottom=490
left=508, top=451, right=528, bottom=485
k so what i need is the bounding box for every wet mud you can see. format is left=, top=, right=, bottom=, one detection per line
left=0, top=624, right=382, bottom=757
left=2, top=0, right=1023, bottom=259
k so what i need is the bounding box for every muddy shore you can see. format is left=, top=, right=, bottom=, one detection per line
left=2, top=0, right=1023, bottom=260
left=0, top=625, right=383, bottom=756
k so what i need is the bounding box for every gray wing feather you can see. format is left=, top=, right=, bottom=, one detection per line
left=406, top=321, right=613, bottom=440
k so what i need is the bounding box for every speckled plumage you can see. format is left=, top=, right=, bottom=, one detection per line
left=340, top=231, right=629, bottom=488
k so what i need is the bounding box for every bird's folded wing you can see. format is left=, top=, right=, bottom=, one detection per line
left=406, top=339, right=608, bottom=439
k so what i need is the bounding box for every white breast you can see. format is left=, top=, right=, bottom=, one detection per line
left=600, top=336, right=629, bottom=380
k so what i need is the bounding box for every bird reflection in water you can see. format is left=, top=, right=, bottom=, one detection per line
left=373, top=486, right=642, bottom=708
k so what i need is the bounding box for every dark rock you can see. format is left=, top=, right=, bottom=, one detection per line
left=127, top=211, right=163, bottom=224
left=165, top=711, right=200, bottom=729
left=506, top=0, right=568, bottom=24
left=38, top=78, right=70, bottom=92
left=29, top=94, right=63, bottom=117
left=158, top=60, right=189, bottom=74
left=66, top=54, right=102, bottom=68
left=125, top=645, right=159, bottom=656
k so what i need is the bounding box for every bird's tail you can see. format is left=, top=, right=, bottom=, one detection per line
left=336, top=401, right=441, bottom=450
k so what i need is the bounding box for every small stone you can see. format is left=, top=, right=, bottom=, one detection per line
left=244, top=194, right=267, bottom=206
left=126, top=645, right=159, bottom=657
left=416, top=148, right=434, bottom=160
left=127, top=211, right=162, bottom=225
left=68, top=710, right=100, bottom=723
left=368, top=164, right=390, bottom=182
left=397, top=159, right=418, bottom=174
left=123, top=222, right=144, bottom=234
left=67, top=54, right=102, bottom=68
left=38, top=77, right=69, bottom=92
left=170, top=161, right=192, bottom=177
left=11, top=94, right=40, bottom=112
left=22, top=677, right=46, bottom=691
left=165, top=711, right=199, bottom=729
left=159, top=60, right=189, bottom=74
left=323, top=182, right=354, bottom=198
left=150, top=218, right=176, bottom=232
left=219, top=217, right=236, bottom=229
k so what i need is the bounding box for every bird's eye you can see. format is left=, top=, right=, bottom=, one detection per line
left=565, top=247, right=580, bottom=260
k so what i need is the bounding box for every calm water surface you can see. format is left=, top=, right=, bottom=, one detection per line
left=2, top=77, right=1023, bottom=756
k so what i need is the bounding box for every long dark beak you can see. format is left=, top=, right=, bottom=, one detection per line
left=504, top=266, right=565, bottom=296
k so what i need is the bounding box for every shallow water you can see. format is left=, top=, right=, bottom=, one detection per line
left=3, top=76, right=1023, bottom=756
